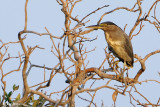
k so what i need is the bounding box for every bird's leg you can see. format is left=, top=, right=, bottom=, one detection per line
left=123, top=62, right=126, bottom=70
left=121, top=62, right=126, bottom=78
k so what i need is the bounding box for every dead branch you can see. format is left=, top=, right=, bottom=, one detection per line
left=1, top=0, right=159, bottom=107
left=24, top=0, right=28, bottom=31
left=80, top=5, right=109, bottom=23
left=98, top=1, right=139, bottom=24
left=134, top=49, right=160, bottom=81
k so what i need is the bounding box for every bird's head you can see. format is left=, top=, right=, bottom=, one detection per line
left=86, top=21, right=118, bottom=31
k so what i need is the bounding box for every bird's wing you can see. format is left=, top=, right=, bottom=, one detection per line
left=107, top=32, right=133, bottom=61
left=123, top=34, right=134, bottom=60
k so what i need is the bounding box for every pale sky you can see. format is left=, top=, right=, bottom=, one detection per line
left=0, top=0, right=160, bottom=106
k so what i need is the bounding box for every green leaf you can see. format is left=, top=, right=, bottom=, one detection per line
left=31, top=96, right=34, bottom=101
left=25, top=96, right=34, bottom=105
left=13, top=84, right=19, bottom=91
left=8, top=98, right=13, bottom=104
left=15, top=93, right=21, bottom=101
left=4, top=91, right=13, bottom=104
left=8, top=91, right=13, bottom=97
left=13, top=84, right=16, bottom=90
left=33, top=100, right=39, bottom=107
left=39, top=99, right=46, bottom=107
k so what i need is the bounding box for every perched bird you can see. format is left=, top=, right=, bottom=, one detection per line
left=86, top=21, right=134, bottom=68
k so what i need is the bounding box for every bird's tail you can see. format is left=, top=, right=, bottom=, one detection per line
left=126, top=60, right=134, bottom=68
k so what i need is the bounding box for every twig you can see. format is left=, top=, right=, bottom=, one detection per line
left=80, top=5, right=109, bottom=23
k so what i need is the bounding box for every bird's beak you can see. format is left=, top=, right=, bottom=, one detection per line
left=86, top=25, right=102, bottom=30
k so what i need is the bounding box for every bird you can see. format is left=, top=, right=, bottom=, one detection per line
left=86, top=21, right=134, bottom=68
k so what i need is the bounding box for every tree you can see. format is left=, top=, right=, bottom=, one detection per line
left=0, top=0, right=160, bottom=106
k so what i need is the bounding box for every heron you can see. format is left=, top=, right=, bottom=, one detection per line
left=86, top=21, right=134, bottom=68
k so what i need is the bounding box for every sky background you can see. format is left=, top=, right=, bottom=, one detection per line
left=0, top=0, right=160, bottom=107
